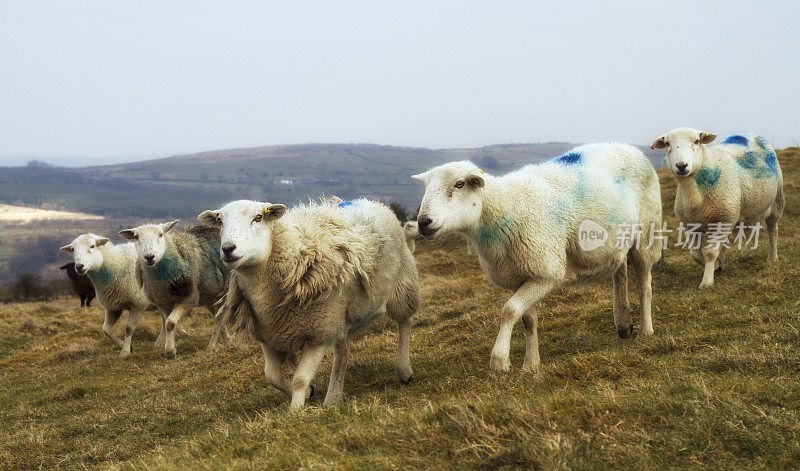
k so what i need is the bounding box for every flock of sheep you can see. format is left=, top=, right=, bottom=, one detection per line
left=57, top=127, right=784, bottom=409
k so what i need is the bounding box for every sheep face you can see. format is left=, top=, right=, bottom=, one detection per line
left=119, top=221, right=179, bottom=267
left=404, top=221, right=419, bottom=240
left=412, top=161, right=485, bottom=238
left=197, top=200, right=286, bottom=269
left=652, top=127, right=717, bottom=178
left=60, top=262, right=78, bottom=280
left=59, top=234, right=110, bottom=275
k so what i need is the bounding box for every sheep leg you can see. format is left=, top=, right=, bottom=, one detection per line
left=120, top=308, right=144, bottom=358
left=205, top=304, right=228, bottom=350
left=102, top=309, right=124, bottom=348
left=766, top=216, right=779, bottom=262
left=154, top=309, right=168, bottom=348
left=689, top=247, right=704, bottom=266
left=290, top=344, right=327, bottom=409
left=612, top=262, right=633, bottom=339
left=521, top=307, right=540, bottom=370
left=86, top=295, right=93, bottom=307
left=323, top=338, right=350, bottom=406
left=631, top=253, right=654, bottom=336
left=164, top=304, right=190, bottom=358
left=394, top=318, right=414, bottom=383
left=490, top=279, right=554, bottom=372
left=80, top=294, right=86, bottom=308
left=699, top=243, right=722, bottom=288
left=261, top=344, right=293, bottom=398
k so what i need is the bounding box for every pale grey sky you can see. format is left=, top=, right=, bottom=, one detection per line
left=1, top=0, right=798, bottom=166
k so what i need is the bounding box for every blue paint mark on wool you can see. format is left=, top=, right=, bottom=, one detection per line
left=553, top=151, right=582, bottom=165
left=338, top=201, right=354, bottom=208
left=88, top=266, right=114, bottom=287
left=721, top=135, right=749, bottom=146
left=151, top=254, right=186, bottom=282
left=754, top=135, right=770, bottom=151
left=475, top=216, right=514, bottom=247
left=694, top=167, right=721, bottom=190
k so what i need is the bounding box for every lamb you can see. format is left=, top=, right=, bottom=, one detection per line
left=403, top=220, right=419, bottom=253
left=119, top=221, right=230, bottom=358
left=412, top=143, right=663, bottom=372
left=59, top=262, right=95, bottom=307
left=59, top=234, right=154, bottom=357
left=200, top=198, right=420, bottom=409
left=651, top=128, right=784, bottom=288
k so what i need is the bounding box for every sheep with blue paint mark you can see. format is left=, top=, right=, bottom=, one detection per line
left=412, top=143, right=662, bottom=372
left=651, top=127, right=784, bottom=288
left=200, top=198, right=420, bottom=409
left=59, top=234, right=154, bottom=358
left=118, top=221, right=230, bottom=358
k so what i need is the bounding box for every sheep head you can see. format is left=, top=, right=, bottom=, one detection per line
left=651, top=127, right=716, bottom=178
left=59, top=234, right=110, bottom=275
left=412, top=161, right=485, bottom=238
left=119, top=220, right=179, bottom=267
left=197, top=200, right=286, bottom=269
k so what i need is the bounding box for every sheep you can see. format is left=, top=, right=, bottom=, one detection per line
left=59, top=262, right=95, bottom=307
left=59, top=234, right=154, bottom=357
left=200, top=198, right=420, bottom=409
left=651, top=128, right=784, bottom=288
left=118, top=221, right=230, bottom=358
left=412, top=143, right=663, bottom=372
left=403, top=220, right=419, bottom=253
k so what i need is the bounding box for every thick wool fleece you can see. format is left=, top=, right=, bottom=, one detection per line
left=218, top=199, right=420, bottom=353
left=88, top=242, right=151, bottom=312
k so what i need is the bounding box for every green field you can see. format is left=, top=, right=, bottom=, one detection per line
left=0, top=149, right=797, bottom=469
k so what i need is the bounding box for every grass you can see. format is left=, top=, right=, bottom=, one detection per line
left=1, top=149, right=799, bottom=470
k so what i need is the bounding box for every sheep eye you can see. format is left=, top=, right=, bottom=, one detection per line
left=90, top=246, right=95, bottom=249
left=454, top=180, right=466, bottom=189
left=159, top=233, right=163, bottom=238
left=253, top=214, right=263, bottom=223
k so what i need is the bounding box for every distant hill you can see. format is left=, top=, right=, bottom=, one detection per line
left=0, top=142, right=665, bottom=219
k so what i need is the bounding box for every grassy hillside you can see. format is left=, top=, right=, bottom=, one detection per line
left=0, top=149, right=797, bottom=469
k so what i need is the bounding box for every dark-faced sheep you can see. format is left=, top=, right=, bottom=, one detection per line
left=59, top=262, right=95, bottom=307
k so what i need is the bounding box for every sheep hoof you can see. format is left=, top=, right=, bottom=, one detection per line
left=489, top=355, right=511, bottom=373
left=617, top=325, right=634, bottom=339
left=400, top=374, right=413, bottom=385
left=119, top=350, right=131, bottom=359
left=165, top=349, right=176, bottom=359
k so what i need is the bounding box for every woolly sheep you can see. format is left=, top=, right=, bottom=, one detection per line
left=60, top=261, right=95, bottom=307
left=412, top=143, right=663, bottom=372
left=119, top=221, right=230, bottom=358
left=59, top=234, right=154, bottom=357
left=651, top=128, right=784, bottom=288
left=403, top=220, right=419, bottom=253
left=200, top=198, right=420, bottom=409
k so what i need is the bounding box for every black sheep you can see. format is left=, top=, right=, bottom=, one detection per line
left=60, top=262, right=95, bottom=307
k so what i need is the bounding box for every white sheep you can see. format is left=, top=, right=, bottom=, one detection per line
left=403, top=220, right=419, bottom=253
left=59, top=234, right=154, bottom=358
left=651, top=128, right=784, bottom=288
left=200, top=198, right=420, bottom=409
left=119, top=221, right=230, bottom=358
left=412, top=143, right=663, bottom=372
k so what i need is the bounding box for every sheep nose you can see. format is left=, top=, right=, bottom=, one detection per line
left=417, top=216, right=432, bottom=231
left=676, top=162, right=688, bottom=172
left=221, top=244, right=236, bottom=258
left=144, top=254, right=155, bottom=263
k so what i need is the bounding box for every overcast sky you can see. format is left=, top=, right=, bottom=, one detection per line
left=1, top=1, right=798, bottom=166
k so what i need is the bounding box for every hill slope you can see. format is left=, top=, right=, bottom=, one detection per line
left=0, top=149, right=797, bottom=469
left=0, top=142, right=664, bottom=219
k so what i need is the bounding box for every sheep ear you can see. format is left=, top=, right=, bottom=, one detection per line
left=118, top=229, right=137, bottom=240
left=651, top=136, right=668, bottom=149
left=162, top=219, right=179, bottom=233
left=467, top=172, right=485, bottom=188
left=411, top=171, right=429, bottom=183
left=198, top=210, right=221, bottom=226
left=264, top=204, right=286, bottom=221
left=96, top=238, right=109, bottom=246
left=59, top=244, right=74, bottom=253
left=59, top=264, right=69, bottom=270
left=699, top=132, right=717, bottom=144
